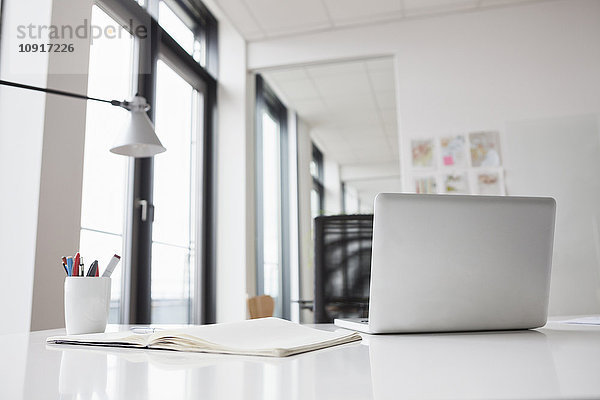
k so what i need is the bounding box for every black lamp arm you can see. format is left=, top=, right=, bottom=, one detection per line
left=0, top=79, right=128, bottom=108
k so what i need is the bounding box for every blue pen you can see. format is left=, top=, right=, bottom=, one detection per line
left=66, top=257, right=73, bottom=277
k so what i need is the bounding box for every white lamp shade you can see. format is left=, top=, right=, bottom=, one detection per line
left=110, top=98, right=166, bottom=157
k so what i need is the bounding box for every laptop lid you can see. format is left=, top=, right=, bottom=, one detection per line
left=368, top=194, right=556, bottom=333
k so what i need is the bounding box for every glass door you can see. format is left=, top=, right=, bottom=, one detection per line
left=80, top=5, right=134, bottom=323
left=256, top=76, right=290, bottom=319
left=151, top=59, right=205, bottom=323
left=261, top=110, right=283, bottom=316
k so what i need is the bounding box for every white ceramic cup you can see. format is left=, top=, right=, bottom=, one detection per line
left=64, top=277, right=111, bottom=335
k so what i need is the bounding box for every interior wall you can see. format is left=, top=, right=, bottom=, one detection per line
left=247, top=0, right=600, bottom=315
left=206, top=0, right=251, bottom=323
left=0, top=0, right=51, bottom=334
left=0, top=0, right=93, bottom=333
left=245, top=73, right=257, bottom=305
left=296, top=118, right=314, bottom=322
left=29, top=0, right=93, bottom=331
left=505, top=115, right=600, bottom=315
left=287, top=111, right=300, bottom=322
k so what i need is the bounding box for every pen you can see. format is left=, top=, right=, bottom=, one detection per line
left=87, top=260, right=98, bottom=277
left=73, top=253, right=80, bottom=277
left=61, top=262, right=68, bottom=275
left=66, top=257, right=73, bottom=277
left=80, top=257, right=84, bottom=277
left=102, top=254, right=121, bottom=278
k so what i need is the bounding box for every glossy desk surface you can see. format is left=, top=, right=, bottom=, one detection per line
left=1, top=318, right=599, bottom=400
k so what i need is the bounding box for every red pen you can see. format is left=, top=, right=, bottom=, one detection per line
left=73, top=253, right=80, bottom=277
left=95, top=263, right=99, bottom=277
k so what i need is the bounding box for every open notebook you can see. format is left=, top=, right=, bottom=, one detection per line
left=46, top=317, right=361, bottom=357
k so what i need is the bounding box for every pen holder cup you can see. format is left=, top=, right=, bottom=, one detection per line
left=64, top=277, right=111, bottom=335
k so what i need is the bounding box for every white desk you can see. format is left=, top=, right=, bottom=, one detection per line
left=1, top=319, right=599, bottom=399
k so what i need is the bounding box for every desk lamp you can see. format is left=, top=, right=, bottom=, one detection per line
left=0, top=79, right=166, bottom=157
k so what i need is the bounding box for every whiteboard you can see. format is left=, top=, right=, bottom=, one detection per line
left=505, top=114, right=600, bottom=315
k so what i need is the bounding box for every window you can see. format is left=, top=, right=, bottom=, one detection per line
left=151, top=60, right=204, bottom=323
left=80, top=5, right=134, bottom=323
left=311, top=144, right=324, bottom=220
left=80, top=0, right=218, bottom=324
left=156, top=0, right=211, bottom=68
left=158, top=2, right=194, bottom=56
left=256, top=75, right=290, bottom=319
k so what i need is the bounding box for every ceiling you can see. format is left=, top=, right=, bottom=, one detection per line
left=262, top=57, right=398, bottom=166
left=262, top=57, right=401, bottom=211
left=213, top=0, right=548, bottom=41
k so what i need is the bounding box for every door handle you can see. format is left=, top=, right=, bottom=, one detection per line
left=136, top=199, right=149, bottom=222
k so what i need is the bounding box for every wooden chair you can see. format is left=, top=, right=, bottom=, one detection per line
left=247, top=295, right=275, bottom=319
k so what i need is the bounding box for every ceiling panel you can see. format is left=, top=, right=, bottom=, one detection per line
left=265, top=68, right=310, bottom=83
left=214, top=0, right=549, bottom=41
left=349, top=134, right=389, bottom=149
left=276, top=78, right=321, bottom=101
left=335, top=152, right=361, bottom=164
left=380, top=108, right=397, bottom=125
left=323, top=94, right=377, bottom=111
left=263, top=58, right=399, bottom=171
left=331, top=110, right=380, bottom=125
left=217, top=0, right=264, bottom=38
left=292, top=98, right=327, bottom=115
left=323, top=0, right=401, bottom=25
left=374, top=90, right=396, bottom=109
left=482, top=0, right=537, bottom=4
left=403, top=0, right=478, bottom=16
left=312, top=73, right=372, bottom=96
left=242, top=0, right=330, bottom=35
left=366, top=58, right=395, bottom=72
left=338, top=125, right=385, bottom=138
left=384, top=123, right=399, bottom=137
left=368, top=70, right=396, bottom=92
left=306, top=61, right=365, bottom=77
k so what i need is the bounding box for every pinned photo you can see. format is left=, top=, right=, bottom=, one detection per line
left=414, top=176, right=437, bottom=194
left=411, top=139, right=435, bottom=168
left=440, top=135, right=467, bottom=167
left=469, top=131, right=501, bottom=167
left=477, top=171, right=505, bottom=195
left=442, top=173, right=469, bottom=194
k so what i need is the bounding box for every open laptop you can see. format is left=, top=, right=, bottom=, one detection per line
left=334, top=193, right=556, bottom=334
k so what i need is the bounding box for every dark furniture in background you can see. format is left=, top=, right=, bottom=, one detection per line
left=314, top=215, right=374, bottom=323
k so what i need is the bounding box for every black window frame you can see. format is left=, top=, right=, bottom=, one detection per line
left=97, top=0, right=218, bottom=324
left=311, top=143, right=325, bottom=216
left=255, top=75, right=291, bottom=320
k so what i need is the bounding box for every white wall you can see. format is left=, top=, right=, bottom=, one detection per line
left=247, top=0, right=600, bottom=315
left=296, top=118, right=314, bottom=322
left=0, top=0, right=51, bottom=334
left=29, top=0, right=93, bottom=331
left=204, top=0, right=252, bottom=322
left=0, top=0, right=93, bottom=332
left=505, top=115, right=600, bottom=315
left=287, top=111, right=300, bottom=322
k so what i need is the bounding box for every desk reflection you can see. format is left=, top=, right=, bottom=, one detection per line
left=367, top=329, right=558, bottom=400
left=58, top=350, right=108, bottom=400
left=49, top=340, right=369, bottom=400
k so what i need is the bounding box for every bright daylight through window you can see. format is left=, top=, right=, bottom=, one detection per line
left=80, top=5, right=134, bottom=323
